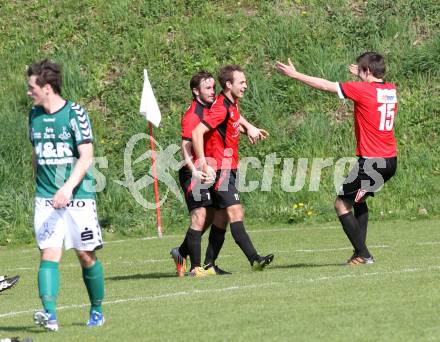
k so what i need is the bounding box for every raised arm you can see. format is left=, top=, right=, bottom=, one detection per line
left=275, top=58, right=339, bottom=93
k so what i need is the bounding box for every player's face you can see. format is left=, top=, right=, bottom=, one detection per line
left=229, top=71, right=247, bottom=99
left=27, top=75, right=47, bottom=106
left=196, top=77, right=216, bottom=106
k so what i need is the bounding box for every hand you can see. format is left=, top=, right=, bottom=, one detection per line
left=275, top=58, right=297, bottom=78
left=246, top=126, right=269, bottom=144
left=349, top=64, right=359, bottom=76
left=201, top=164, right=216, bottom=184
left=192, top=169, right=214, bottom=183
left=52, top=185, right=73, bottom=209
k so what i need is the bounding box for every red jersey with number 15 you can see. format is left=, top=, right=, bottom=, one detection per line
left=338, top=82, right=397, bottom=158
left=201, top=93, right=241, bottom=170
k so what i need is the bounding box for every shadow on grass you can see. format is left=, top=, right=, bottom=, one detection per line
left=106, top=272, right=177, bottom=281
left=270, top=263, right=342, bottom=269
left=0, top=326, right=45, bottom=334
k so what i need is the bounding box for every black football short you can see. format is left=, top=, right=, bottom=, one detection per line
left=338, top=157, right=397, bottom=204
left=212, top=169, right=241, bottom=209
left=178, top=166, right=214, bottom=212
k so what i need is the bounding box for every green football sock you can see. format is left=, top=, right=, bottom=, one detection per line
left=82, top=259, right=105, bottom=314
left=38, top=260, right=59, bottom=318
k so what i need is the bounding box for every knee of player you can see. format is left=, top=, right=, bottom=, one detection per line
left=213, top=217, right=228, bottom=229
left=212, top=210, right=228, bottom=228
left=227, top=205, right=244, bottom=222
left=190, top=209, right=207, bottom=229
left=334, top=197, right=351, bottom=215
left=334, top=197, right=346, bottom=213
left=77, top=250, right=96, bottom=267
left=333, top=198, right=340, bottom=211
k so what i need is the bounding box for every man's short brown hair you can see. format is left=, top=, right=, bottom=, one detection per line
left=190, top=70, right=214, bottom=98
left=218, top=65, right=243, bottom=90
left=27, top=59, right=62, bottom=94
left=356, top=52, right=386, bottom=79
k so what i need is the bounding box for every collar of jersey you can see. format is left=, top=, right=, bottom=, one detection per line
left=220, top=92, right=236, bottom=108
left=194, top=98, right=208, bottom=109
left=40, top=100, right=69, bottom=115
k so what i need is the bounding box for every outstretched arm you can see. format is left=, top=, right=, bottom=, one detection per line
left=239, top=115, right=269, bottom=144
left=275, top=58, right=339, bottom=93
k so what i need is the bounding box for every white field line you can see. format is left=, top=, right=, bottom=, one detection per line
left=416, top=241, right=440, bottom=246
left=1, top=265, right=439, bottom=320
left=295, top=245, right=390, bottom=253
left=104, top=226, right=341, bottom=245
left=0, top=226, right=340, bottom=269
left=0, top=226, right=340, bottom=257
left=2, top=244, right=391, bottom=272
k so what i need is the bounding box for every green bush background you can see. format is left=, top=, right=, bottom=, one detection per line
left=0, top=0, right=439, bottom=244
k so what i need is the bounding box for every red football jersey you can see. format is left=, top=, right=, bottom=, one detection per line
left=181, top=99, right=209, bottom=164
left=201, top=93, right=241, bottom=170
left=339, top=82, right=398, bottom=157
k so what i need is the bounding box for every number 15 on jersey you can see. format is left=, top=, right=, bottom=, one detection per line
left=377, top=88, right=397, bottom=131
left=378, top=103, right=395, bottom=131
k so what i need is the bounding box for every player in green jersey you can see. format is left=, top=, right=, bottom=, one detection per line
left=27, top=60, right=105, bottom=331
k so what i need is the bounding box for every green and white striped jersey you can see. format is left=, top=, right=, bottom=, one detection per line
left=28, top=100, right=96, bottom=199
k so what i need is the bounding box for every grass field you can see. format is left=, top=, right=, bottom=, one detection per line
left=1, top=219, right=439, bottom=341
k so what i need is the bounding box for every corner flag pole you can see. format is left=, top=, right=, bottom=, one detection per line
left=149, top=122, right=162, bottom=237
left=140, top=69, right=163, bottom=238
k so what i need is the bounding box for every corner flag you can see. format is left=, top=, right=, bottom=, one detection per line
left=140, top=69, right=163, bottom=237
left=140, top=69, right=162, bottom=127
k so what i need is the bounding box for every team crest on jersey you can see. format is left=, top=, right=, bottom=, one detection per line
left=377, top=89, right=397, bottom=104
left=58, top=126, right=71, bottom=140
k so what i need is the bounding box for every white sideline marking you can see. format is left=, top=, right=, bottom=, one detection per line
left=104, top=226, right=340, bottom=244
left=1, top=244, right=391, bottom=272
left=1, top=265, right=439, bottom=319
left=416, top=241, right=440, bottom=246
left=296, top=245, right=390, bottom=253
left=0, top=226, right=340, bottom=256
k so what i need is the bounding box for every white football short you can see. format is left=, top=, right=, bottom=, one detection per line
left=34, top=197, right=103, bottom=251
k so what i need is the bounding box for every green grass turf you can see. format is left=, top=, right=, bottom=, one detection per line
left=1, top=219, right=439, bottom=341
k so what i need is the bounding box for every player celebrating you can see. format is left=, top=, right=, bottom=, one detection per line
left=0, top=275, right=20, bottom=293
left=172, top=71, right=229, bottom=277
left=27, top=60, right=105, bottom=330
left=172, top=70, right=269, bottom=276
left=276, top=52, right=397, bottom=265
left=192, top=65, right=274, bottom=271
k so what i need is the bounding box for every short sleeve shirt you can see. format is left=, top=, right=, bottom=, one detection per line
left=338, top=82, right=398, bottom=158
left=29, top=100, right=96, bottom=199
left=181, top=99, right=209, bottom=163
left=201, top=93, right=241, bottom=170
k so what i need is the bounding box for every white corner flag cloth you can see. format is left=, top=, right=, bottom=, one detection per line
left=140, top=69, right=162, bottom=127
